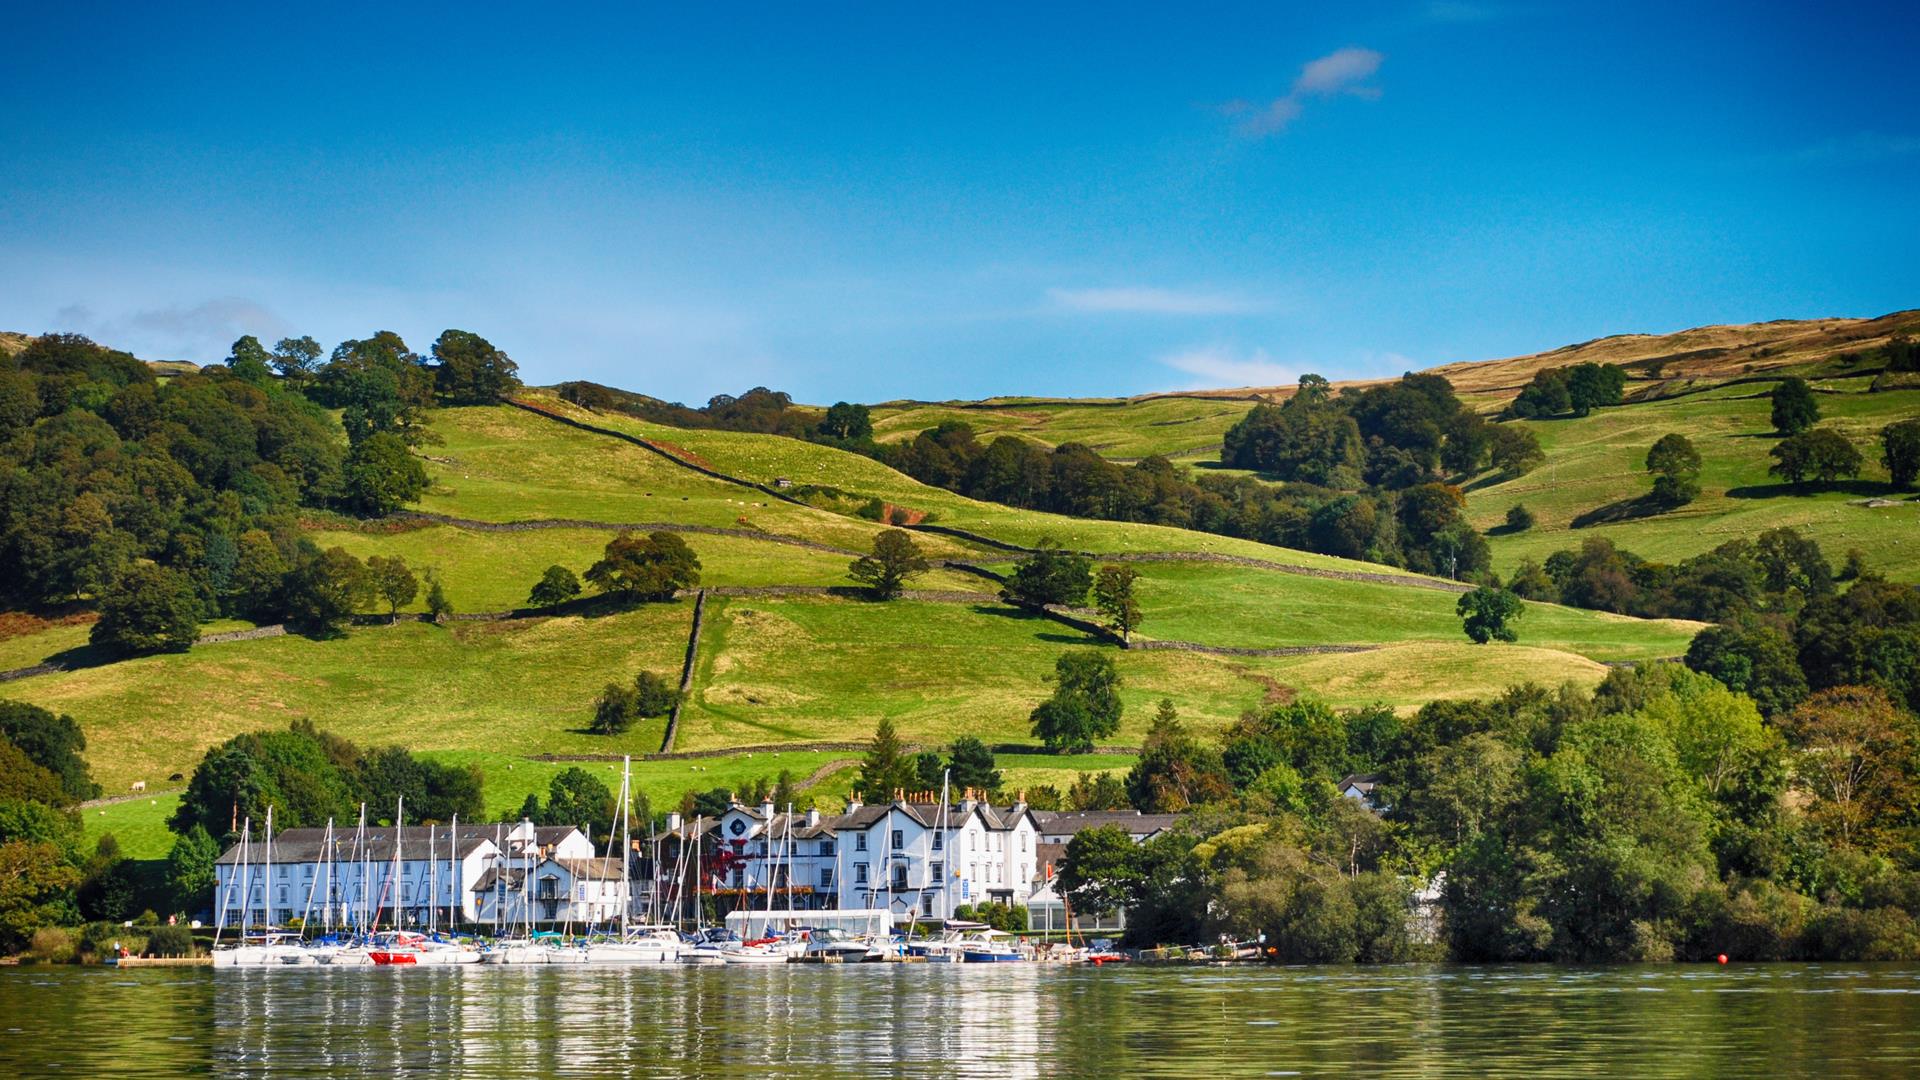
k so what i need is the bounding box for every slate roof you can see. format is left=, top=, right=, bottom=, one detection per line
left=1032, top=810, right=1182, bottom=838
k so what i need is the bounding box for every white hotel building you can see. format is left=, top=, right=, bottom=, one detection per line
left=657, top=793, right=1040, bottom=922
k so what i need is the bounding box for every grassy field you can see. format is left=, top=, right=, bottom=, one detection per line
left=6, top=606, right=695, bottom=792
left=868, top=396, right=1255, bottom=460
left=1465, top=384, right=1920, bottom=578
left=308, top=524, right=986, bottom=613
left=1107, top=561, right=1700, bottom=659
left=530, top=394, right=1439, bottom=574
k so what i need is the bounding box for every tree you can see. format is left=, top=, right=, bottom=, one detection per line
left=541, top=767, right=617, bottom=840
left=1768, top=429, right=1862, bottom=486
left=818, top=402, right=873, bottom=441
left=632, top=670, right=681, bottom=719
left=1001, top=540, right=1094, bottom=608
left=1067, top=772, right=1131, bottom=810
left=847, top=529, right=930, bottom=600
left=1646, top=433, right=1703, bottom=506
left=0, top=841, right=83, bottom=954
left=1030, top=650, right=1123, bottom=753
left=1882, top=418, right=1920, bottom=490
left=1056, top=824, right=1139, bottom=917
left=1125, top=699, right=1231, bottom=812
left=1770, top=377, right=1820, bottom=435
left=1776, top=686, right=1920, bottom=850
left=0, top=701, right=99, bottom=802
left=593, top=683, right=641, bottom=735
left=224, top=335, right=274, bottom=386
left=365, top=555, right=418, bottom=622
left=1457, top=586, right=1523, bottom=644
left=856, top=717, right=917, bottom=801
left=1504, top=504, right=1535, bottom=532
left=947, top=737, right=1002, bottom=795
left=280, top=543, right=369, bottom=632
left=429, top=329, right=521, bottom=404
left=1507, top=558, right=1556, bottom=600
left=89, top=563, right=202, bottom=653
left=1564, top=362, right=1626, bottom=416
left=1683, top=616, right=1808, bottom=717
left=529, top=565, right=581, bottom=607
left=164, top=825, right=219, bottom=911
left=424, top=570, right=453, bottom=621
left=270, top=336, right=323, bottom=384
left=342, top=432, right=428, bottom=516
left=1091, top=564, right=1144, bottom=643
left=585, top=530, right=702, bottom=602
left=1487, top=424, right=1545, bottom=475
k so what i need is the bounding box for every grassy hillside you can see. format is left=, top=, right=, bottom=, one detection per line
left=1466, top=381, right=1920, bottom=578
left=1, top=364, right=1718, bottom=835
left=870, top=395, right=1255, bottom=461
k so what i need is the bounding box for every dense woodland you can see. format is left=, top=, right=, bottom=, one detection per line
left=0, top=329, right=518, bottom=649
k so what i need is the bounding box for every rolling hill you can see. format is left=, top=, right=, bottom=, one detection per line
left=15, top=309, right=1914, bottom=860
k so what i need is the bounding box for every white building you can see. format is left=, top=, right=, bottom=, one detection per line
left=214, top=820, right=609, bottom=930
left=655, top=792, right=1040, bottom=924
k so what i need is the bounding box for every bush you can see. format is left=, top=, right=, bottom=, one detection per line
left=26, top=927, right=75, bottom=964
left=145, top=924, right=195, bottom=958
left=1504, top=504, right=1534, bottom=532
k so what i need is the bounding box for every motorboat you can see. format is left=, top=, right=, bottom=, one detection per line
left=211, top=931, right=304, bottom=968
left=957, top=928, right=1024, bottom=963
left=804, top=927, right=877, bottom=962
left=582, top=925, right=684, bottom=965
left=680, top=928, right=739, bottom=965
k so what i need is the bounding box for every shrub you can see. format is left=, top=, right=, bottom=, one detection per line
left=145, top=924, right=195, bottom=958
left=27, top=927, right=75, bottom=964
left=1504, top=504, right=1534, bottom=532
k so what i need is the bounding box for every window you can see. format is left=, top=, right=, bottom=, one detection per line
left=922, top=895, right=936, bottom=916
left=854, top=862, right=869, bottom=884
left=932, top=833, right=943, bottom=851
left=732, top=869, right=744, bottom=888
left=820, top=867, right=834, bottom=888
left=1021, top=833, right=1029, bottom=851
left=855, top=833, right=868, bottom=852
left=277, top=866, right=287, bottom=879
left=892, top=865, right=907, bottom=890
left=820, top=839, right=835, bottom=857
left=931, top=860, right=944, bottom=882
left=890, top=829, right=903, bottom=851
left=304, top=865, right=313, bottom=878
left=278, top=886, right=288, bottom=904
left=401, top=885, right=411, bottom=903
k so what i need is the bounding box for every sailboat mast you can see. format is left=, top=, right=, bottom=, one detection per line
left=263, top=806, right=273, bottom=927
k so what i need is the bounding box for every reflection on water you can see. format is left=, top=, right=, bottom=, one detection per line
left=4, top=964, right=1920, bottom=1077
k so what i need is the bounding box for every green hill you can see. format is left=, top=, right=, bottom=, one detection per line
left=2, top=391, right=1702, bottom=811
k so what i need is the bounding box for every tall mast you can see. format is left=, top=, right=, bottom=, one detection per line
left=448, top=813, right=458, bottom=932
left=428, top=823, right=436, bottom=934
left=263, top=805, right=273, bottom=928
left=619, top=756, right=631, bottom=939
left=938, top=769, right=951, bottom=922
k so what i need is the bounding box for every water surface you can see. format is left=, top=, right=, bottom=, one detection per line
left=3, top=963, right=1918, bottom=1077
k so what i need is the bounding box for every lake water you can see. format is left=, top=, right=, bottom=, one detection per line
left=3, top=963, right=1919, bottom=1077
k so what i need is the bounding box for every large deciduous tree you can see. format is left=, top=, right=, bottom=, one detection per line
left=848, top=529, right=930, bottom=599
left=1030, top=650, right=1123, bottom=753
left=1457, top=586, right=1523, bottom=644
left=429, top=329, right=521, bottom=404
left=1001, top=540, right=1093, bottom=608
left=585, top=530, right=702, bottom=601
left=343, top=432, right=428, bottom=516
left=1769, top=377, right=1820, bottom=435
left=1091, top=564, right=1143, bottom=642
left=1768, top=428, right=1862, bottom=486
left=89, top=562, right=202, bottom=653
left=1645, top=433, right=1702, bottom=506
left=1881, top=417, right=1920, bottom=490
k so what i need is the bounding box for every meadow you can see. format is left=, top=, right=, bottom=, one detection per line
left=1466, top=383, right=1920, bottom=578
left=867, top=395, right=1257, bottom=461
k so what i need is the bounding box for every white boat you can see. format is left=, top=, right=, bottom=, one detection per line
left=721, top=939, right=791, bottom=965
left=679, top=928, right=737, bottom=964
left=582, top=925, right=684, bottom=965
left=802, top=927, right=876, bottom=962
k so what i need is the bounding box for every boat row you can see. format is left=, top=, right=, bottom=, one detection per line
left=211, top=920, right=1110, bottom=967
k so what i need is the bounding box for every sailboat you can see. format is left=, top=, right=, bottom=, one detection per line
left=584, top=758, right=682, bottom=964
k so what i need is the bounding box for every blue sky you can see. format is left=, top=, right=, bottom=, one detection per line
left=2, top=2, right=1916, bottom=403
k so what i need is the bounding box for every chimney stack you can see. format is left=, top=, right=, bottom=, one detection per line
left=667, top=811, right=683, bottom=833
left=807, top=807, right=821, bottom=828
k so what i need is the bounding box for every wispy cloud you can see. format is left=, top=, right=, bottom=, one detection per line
left=1159, top=343, right=1298, bottom=388
left=1049, top=286, right=1265, bottom=316
left=54, top=297, right=290, bottom=360
left=1224, top=46, right=1384, bottom=137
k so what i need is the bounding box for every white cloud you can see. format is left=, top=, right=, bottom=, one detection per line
left=1159, top=344, right=1298, bottom=388
left=1049, top=286, right=1265, bottom=316
left=1236, top=46, right=1385, bottom=137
